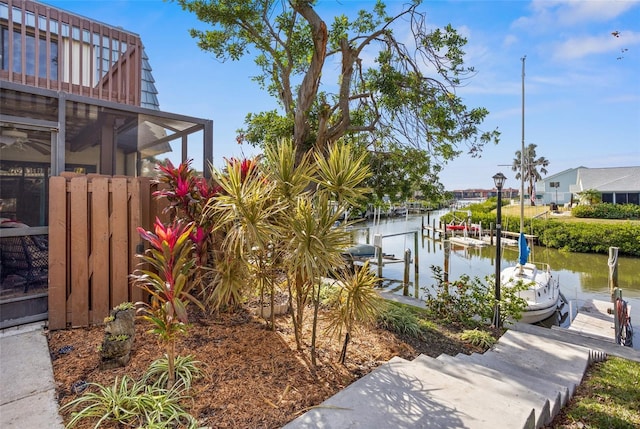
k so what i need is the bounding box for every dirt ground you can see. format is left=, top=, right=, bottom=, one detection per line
left=48, top=307, right=484, bottom=429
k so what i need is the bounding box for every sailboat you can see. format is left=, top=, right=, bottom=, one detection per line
left=501, top=57, right=560, bottom=324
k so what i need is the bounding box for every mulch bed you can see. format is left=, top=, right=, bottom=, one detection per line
left=48, top=307, right=481, bottom=428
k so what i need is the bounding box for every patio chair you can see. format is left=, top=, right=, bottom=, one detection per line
left=0, top=234, right=48, bottom=293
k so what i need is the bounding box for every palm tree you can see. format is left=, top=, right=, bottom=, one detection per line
left=511, top=144, right=549, bottom=206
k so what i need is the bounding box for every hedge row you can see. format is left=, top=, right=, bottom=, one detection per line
left=572, top=203, right=640, bottom=220
left=440, top=201, right=640, bottom=257
left=536, top=220, right=640, bottom=256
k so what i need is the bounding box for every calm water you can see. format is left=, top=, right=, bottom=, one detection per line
left=350, top=211, right=640, bottom=344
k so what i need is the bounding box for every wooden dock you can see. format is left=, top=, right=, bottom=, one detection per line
left=566, top=299, right=616, bottom=342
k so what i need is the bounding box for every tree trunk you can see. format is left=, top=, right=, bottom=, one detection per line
left=287, top=277, right=302, bottom=350
left=167, top=341, right=175, bottom=389
left=291, top=1, right=328, bottom=163
left=339, top=332, right=350, bottom=365
left=310, top=281, right=322, bottom=367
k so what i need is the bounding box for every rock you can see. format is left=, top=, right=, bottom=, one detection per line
left=99, top=305, right=136, bottom=369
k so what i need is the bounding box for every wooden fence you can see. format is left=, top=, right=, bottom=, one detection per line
left=48, top=174, right=167, bottom=330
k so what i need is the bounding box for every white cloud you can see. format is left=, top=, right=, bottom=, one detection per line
left=522, top=0, right=638, bottom=28
left=503, top=34, right=519, bottom=48
left=551, top=30, right=640, bottom=60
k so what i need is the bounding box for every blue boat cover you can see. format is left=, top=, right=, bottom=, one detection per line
left=518, top=232, right=530, bottom=265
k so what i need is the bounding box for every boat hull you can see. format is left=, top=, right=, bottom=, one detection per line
left=501, top=262, right=560, bottom=324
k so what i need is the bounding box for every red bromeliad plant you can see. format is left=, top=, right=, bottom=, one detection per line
left=133, top=217, right=204, bottom=388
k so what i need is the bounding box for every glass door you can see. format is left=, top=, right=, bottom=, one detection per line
left=1, top=128, right=52, bottom=328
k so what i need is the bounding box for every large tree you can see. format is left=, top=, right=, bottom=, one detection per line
left=511, top=143, right=549, bottom=206
left=177, top=0, right=499, bottom=197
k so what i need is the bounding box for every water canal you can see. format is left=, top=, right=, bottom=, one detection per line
left=350, top=210, right=640, bottom=346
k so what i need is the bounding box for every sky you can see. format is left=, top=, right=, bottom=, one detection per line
left=45, top=0, right=640, bottom=191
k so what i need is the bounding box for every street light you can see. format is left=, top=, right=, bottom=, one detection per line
left=493, top=172, right=506, bottom=328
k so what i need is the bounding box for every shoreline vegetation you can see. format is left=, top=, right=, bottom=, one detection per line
left=440, top=201, right=640, bottom=257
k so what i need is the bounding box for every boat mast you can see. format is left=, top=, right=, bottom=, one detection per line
left=520, top=56, right=526, bottom=234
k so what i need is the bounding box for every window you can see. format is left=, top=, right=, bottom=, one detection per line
left=1, top=27, right=58, bottom=79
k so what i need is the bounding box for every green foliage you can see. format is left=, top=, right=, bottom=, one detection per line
left=572, top=203, right=640, bottom=220
left=177, top=0, right=499, bottom=199
left=115, top=302, right=135, bottom=311
left=540, top=220, right=640, bottom=256
left=324, top=261, right=383, bottom=363
left=61, top=376, right=198, bottom=429
left=511, top=144, right=549, bottom=206
left=576, top=188, right=602, bottom=205
left=365, top=143, right=445, bottom=203
left=377, top=303, right=422, bottom=338
left=199, top=139, right=370, bottom=366
left=460, top=329, right=496, bottom=348
left=423, top=266, right=528, bottom=327
left=107, top=334, right=130, bottom=342
left=439, top=198, right=502, bottom=225
left=441, top=201, right=640, bottom=256
left=143, top=355, right=203, bottom=391
left=324, top=264, right=383, bottom=338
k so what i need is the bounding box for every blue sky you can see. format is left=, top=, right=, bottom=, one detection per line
left=46, top=0, right=640, bottom=190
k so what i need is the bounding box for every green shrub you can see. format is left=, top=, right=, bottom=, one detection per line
left=61, top=376, right=198, bottom=429
left=460, top=329, right=496, bottom=348
left=377, top=304, right=422, bottom=338
left=422, top=266, right=528, bottom=327
left=572, top=203, right=640, bottom=220
left=540, top=221, right=640, bottom=256
left=143, top=355, right=203, bottom=391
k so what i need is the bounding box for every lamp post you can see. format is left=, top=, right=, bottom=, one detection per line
left=493, top=172, right=506, bottom=328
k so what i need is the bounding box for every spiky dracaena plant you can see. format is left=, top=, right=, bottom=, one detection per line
left=133, top=218, right=204, bottom=388
left=203, top=156, right=285, bottom=313
left=325, top=261, right=383, bottom=364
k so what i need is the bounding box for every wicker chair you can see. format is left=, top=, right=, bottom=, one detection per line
left=0, top=234, right=48, bottom=293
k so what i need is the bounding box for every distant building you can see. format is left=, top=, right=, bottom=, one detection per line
left=451, top=188, right=519, bottom=200
left=569, top=167, right=640, bottom=205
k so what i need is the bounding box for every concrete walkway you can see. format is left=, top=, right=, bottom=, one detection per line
left=0, top=323, right=64, bottom=429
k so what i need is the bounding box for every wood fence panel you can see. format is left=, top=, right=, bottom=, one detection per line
left=110, top=178, right=129, bottom=307
left=70, top=176, right=89, bottom=327
left=47, top=175, right=160, bottom=329
left=128, top=178, right=149, bottom=304
left=48, top=176, right=68, bottom=330
left=90, top=177, right=110, bottom=324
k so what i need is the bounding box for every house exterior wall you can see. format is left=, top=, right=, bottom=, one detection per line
left=1, top=0, right=144, bottom=106
left=536, top=168, right=578, bottom=206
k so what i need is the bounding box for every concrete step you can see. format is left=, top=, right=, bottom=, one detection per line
left=489, top=329, right=591, bottom=397
left=414, top=354, right=551, bottom=428
left=456, top=352, right=571, bottom=408
left=511, top=322, right=640, bottom=363
left=283, top=356, right=536, bottom=429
